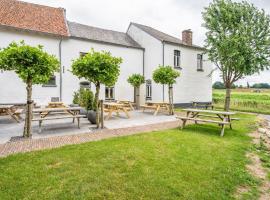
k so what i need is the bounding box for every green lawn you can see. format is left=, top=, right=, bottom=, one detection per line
left=0, top=114, right=259, bottom=200
left=213, top=89, right=270, bottom=114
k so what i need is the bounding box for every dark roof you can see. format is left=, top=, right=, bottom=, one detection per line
left=130, top=22, right=203, bottom=50
left=68, top=21, right=143, bottom=49
left=0, top=0, right=69, bottom=37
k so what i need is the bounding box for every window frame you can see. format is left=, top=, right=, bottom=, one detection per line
left=105, top=86, right=115, bottom=100
left=174, top=50, right=181, bottom=69
left=197, top=54, right=204, bottom=71
left=42, top=76, right=57, bottom=87
left=146, top=79, right=152, bottom=100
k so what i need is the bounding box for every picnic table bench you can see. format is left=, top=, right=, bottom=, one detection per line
left=103, top=102, right=130, bottom=120
left=0, top=105, right=23, bottom=122
left=141, top=102, right=170, bottom=116
left=32, top=107, right=84, bottom=133
left=177, top=108, right=237, bottom=136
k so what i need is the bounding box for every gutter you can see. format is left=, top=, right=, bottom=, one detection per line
left=59, top=37, right=63, bottom=101
left=162, top=41, right=165, bottom=102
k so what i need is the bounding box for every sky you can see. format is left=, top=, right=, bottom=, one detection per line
left=23, top=0, right=270, bottom=85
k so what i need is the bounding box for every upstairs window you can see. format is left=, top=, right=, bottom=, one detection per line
left=174, top=50, right=181, bottom=68
left=146, top=79, right=152, bottom=100
left=43, top=76, right=56, bottom=87
left=197, top=54, right=203, bottom=71
left=105, top=86, right=115, bottom=100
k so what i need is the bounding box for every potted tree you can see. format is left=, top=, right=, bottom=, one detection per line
left=127, top=74, right=145, bottom=109
left=72, top=88, right=94, bottom=118
left=71, top=49, right=122, bottom=128
left=153, top=65, right=180, bottom=115
left=0, top=41, right=59, bottom=138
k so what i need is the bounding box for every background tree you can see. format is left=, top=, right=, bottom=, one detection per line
left=0, top=41, right=59, bottom=137
left=153, top=66, right=180, bottom=115
left=212, top=81, right=225, bottom=89
left=72, top=49, right=122, bottom=128
left=127, top=74, right=145, bottom=109
left=203, top=0, right=270, bottom=111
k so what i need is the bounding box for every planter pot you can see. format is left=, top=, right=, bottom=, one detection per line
left=87, top=110, right=96, bottom=124
left=79, top=108, right=88, bottom=116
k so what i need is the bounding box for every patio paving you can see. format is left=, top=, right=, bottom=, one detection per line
left=0, top=110, right=178, bottom=144
left=0, top=111, right=180, bottom=157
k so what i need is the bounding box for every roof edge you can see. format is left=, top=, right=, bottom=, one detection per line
left=70, top=35, right=145, bottom=50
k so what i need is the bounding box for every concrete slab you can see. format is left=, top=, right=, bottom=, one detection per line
left=0, top=111, right=177, bottom=144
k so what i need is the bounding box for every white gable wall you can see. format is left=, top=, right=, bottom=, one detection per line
left=163, top=43, right=212, bottom=104
left=127, top=24, right=164, bottom=102
left=61, top=38, right=144, bottom=104
left=0, top=28, right=61, bottom=105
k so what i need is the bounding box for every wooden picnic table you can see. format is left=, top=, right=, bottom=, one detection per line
left=141, top=102, right=170, bottom=116
left=178, top=108, right=237, bottom=136
left=103, top=102, right=130, bottom=120
left=32, top=107, right=84, bottom=133
left=0, top=105, right=23, bottom=123
left=46, top=102, right=66, bottom=108
left=191, top=101, right=214, bottom=110
left=118, top=100, right=135, bottom=110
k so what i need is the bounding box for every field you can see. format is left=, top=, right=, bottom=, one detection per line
left=213, top=89, right=270, bottom=114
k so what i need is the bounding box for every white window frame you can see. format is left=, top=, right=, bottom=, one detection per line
left=105, top=86, right=115, bottom=100
left=146, top=80, right=152, bottom=100
left=197, top=54, right=203, bottom=71
left=174, top=50, right=181, bottom=68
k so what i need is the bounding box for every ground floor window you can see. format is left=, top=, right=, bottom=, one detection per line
left=105, top=86, right=115, bottom=100
left=43, top=76, right=56, bottom=87
left=146, top=79, right=152, bottom=100
left=80, top=81, right=91, bottom=89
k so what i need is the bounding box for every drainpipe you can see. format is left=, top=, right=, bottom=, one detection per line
left=59, top=37, right=63, bottom=101
left=162, top=41, right=165, bottom=102
left=143, top=49, right=145, bottom=76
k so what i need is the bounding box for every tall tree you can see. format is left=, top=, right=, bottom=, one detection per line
left=203, top=0, right=270, bottom=111
left=127, top=74, right=145, bottom=109
left=153, top=66, right=180, bottom=115
left=0, top=41, right=59, bottom=137
left=72, top=49, right=122, bottom=128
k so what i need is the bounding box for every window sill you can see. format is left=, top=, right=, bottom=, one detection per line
left=42, top=85, right=57, bottom=87
left=197, top=69, right=204, bottom=72
left=174, top=67, right=182, bottom=70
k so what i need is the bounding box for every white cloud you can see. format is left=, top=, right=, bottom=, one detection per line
left=23, top=0, right=270, bottom=84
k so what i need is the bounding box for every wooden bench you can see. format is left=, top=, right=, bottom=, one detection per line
left=176, top=116, right=230, bottom=136
left=192, top=102, right=214, bottom=110
left=13, top=108, right=23, bottom=120
left=32, top=115, right=85, bottom=133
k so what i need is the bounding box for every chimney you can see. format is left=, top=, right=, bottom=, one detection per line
left=182, top=29, right=193, bottom=46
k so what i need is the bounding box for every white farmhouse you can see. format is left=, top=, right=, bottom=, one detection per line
left=0, top=0, right=212, bottom=107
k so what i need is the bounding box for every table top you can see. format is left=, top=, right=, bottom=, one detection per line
left=146, top=102, right=169, bottom=105
left=0, top=105, right=13, bottom=109
left=33, top=107, right=81, bottom=112
left=182, top=108, right=236, bottom=115
left=104, top=102, right=124, bottom=107
left=48, top=102, right=64, bottom=104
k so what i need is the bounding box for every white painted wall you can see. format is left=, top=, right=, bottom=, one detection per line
left=61, top=38, right=144, bottom=104
left=0, top=28, right=61, bottom=105
left=163, top=43, right=212, bottom=103
left=128, top=24, right=212, bottom=105
left=127, top=24, right=164, bottom=102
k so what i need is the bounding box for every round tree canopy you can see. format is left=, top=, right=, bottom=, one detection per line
left=0, top=41, right=59, bottom=84
left=71, top=49, right=122, bottom=86
left=127, top=74, right=145, bottom=87
left=153, top=65, right=180, bottom=85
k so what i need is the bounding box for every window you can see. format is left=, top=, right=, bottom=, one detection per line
left=43, top=76, right=56, bottom=87
left=174, top=50, right=181, bottom=68
left=197, top=54, right=203, bottom=71
left=80, top=81, right=91, bottom=89
left=105, top=86, right=115, bottom=100
left=146, top=79, right=152, bottom=100
left=80, top=52, right=87, bottom=57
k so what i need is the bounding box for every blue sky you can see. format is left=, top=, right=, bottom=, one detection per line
left=24, top=0, right=270, bottom=85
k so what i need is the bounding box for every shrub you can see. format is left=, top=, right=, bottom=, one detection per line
left=73, top=88, right=94, bottom=110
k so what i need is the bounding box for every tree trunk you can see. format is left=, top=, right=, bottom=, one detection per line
left=168, top=84, right=174, bottom=115
left=95, top=83, right=100, bottom=128
left=135, top=86, right=140, bottom=109
left=23, top=79, right=33, bottom=138
left=224, top=86, right=231, bottom=112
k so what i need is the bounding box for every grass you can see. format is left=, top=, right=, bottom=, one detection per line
left=213, top=89, right=270, bottom=114
left=0, top=114, right=259, bottom=200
